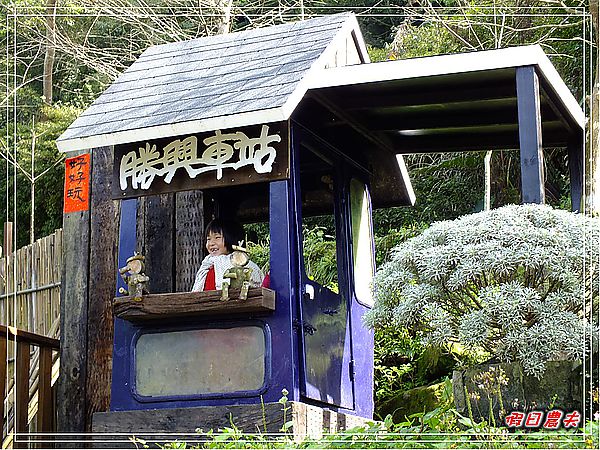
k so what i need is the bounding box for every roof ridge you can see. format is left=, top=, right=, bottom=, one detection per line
left=140, top=12, right=353, bottom=58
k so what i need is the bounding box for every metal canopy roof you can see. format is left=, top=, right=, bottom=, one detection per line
left=56, top=12, right=368, bottom=153
left=304, top=45, right=584, bottom=155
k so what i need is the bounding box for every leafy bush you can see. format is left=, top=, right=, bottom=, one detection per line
left=246, top=238, right=270, bottom=274
left=150, top=418, right=598, bottom=449
left=301, top=226, right=338, bottom=291
left=366, top=204, right=599, bottom=378
left=373, top=153, right=485, bottom=234
left=374, top=224, right=428, bottom=266
left=373, top=327, right=425, bottom=405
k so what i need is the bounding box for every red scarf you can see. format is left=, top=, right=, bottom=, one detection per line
left=203, top=266, right=216, bottom=290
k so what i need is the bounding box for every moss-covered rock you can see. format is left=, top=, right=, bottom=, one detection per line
left=378, top=382, right=446, bottom=422
left=453, top=361, right=583, bottom=426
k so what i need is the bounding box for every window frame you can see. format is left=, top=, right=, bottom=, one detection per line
left=130, top=320, right=272, bottom=402
left=348, top=177, right=375, bottom=308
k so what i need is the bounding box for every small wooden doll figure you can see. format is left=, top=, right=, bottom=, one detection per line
left=118, top=254, right=150, bottom=302
left=221, top=244, right=253, bottom=301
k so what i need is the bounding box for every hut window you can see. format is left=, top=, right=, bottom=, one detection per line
left=349, top=179, right=374, bottom=307
left=300, top=148, right=339, bottom=292
left=134, top=326, right=267, bottom=397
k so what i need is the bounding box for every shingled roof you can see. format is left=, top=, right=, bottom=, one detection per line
left=56, top=13, right=368, bottom=153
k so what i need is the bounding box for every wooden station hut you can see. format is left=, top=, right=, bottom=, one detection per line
left=55, top=12, right=584, bottom=437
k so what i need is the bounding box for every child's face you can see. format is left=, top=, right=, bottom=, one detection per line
left=206, top=231, right=228, bottom=256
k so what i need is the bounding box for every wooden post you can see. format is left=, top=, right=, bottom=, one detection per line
left=57, top=151, right=91, bottom=432
left=37, top=347, right=53, bottom=433
left=0, top=334, right=6, bottom=437
left=86, top=146, right=120, bottom=430
left=3, top=222, right=13, bottom=257
left=137, top=194, right=174, bottom=294
left=15, top=341, right=30, bottom=449
left=175, top=190, right=204, bottom=292
left=516, top=66, right=545, bottom=204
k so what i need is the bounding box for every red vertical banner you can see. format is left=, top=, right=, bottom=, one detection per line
left=64, top=154, right=91, bottom=213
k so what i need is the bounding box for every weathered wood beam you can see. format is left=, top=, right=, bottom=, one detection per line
left=0, top=324, right=60, bottom=349
left=113, top=288, right=275, bottom=321
left=86, top=146, right=120, bottom=430
left=175, top=190, right=204, bottom=292
left=136, top=194, right=175, bottom=294
left=516, top=66, right=545, bottom=204
left=0, top=335, right=6, bottom=437
left=15, top=341, right=30, bottom=449
left=92, top=401, right=371, bottom=445
left=57, top=151, right=91, bottom=433
left=37, top=346, right=53, bottom=435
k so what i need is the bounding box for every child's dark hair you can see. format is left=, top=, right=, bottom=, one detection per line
left=205, top=218, right=245, bottom=253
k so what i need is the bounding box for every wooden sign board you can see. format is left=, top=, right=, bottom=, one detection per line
left=112, top=122, right=289, bottom=199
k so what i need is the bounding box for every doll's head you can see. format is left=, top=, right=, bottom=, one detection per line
left=204, top=219, right=244, bottom=256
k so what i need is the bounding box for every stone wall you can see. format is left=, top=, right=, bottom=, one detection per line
left=453, top=361, right=583, bottom=426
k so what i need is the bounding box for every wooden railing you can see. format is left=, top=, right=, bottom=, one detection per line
left=1, top=324, right=59, bottom=449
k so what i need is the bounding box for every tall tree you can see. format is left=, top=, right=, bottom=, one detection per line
left=43, top=0, right=57, bottom=104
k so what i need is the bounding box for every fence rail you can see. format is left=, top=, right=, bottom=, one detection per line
left=0, top=230, right=62, bottom=447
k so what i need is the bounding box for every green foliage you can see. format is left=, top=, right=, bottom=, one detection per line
left=301, top=226, right=338, bottom=291
left=391, top=0, right=586, bottom=96
left=1, top=103, right=81, bottom=247
left=366, top=46, right=390, bottom=62
left=373, top=153, right=485, bottom=235
left=367, top=203, right=600, bottom=378
left=295, top=1, right=410, bottom=48
left=246, top=237, right=271, bottom=273
left=373, top=327, right=425, bottom=405
left=248, top=222, right=429, bottom=289
left=391, top=20, right=460, bottom=59
left=374, top=223, right=428, bottom=266
left=154, top=415, right=598, bottom=448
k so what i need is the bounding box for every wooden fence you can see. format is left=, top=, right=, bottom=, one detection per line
left=0, top=230, right=62, bottom=337
left=0, top=230, right=62, bottom=446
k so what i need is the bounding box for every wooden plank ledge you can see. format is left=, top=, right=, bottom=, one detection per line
left=113, top=287, right=275, bottom=321
left=91, top=402, right=374, bottom=448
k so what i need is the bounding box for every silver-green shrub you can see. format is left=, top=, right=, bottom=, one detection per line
left=365, top=204, right=599, bottom=377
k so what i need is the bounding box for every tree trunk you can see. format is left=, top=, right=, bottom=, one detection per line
left=586, top=1, right=600, bottom=215
left=216, top=0, right=234, bottom=35
left=43, top=0, right=57, bottom=104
